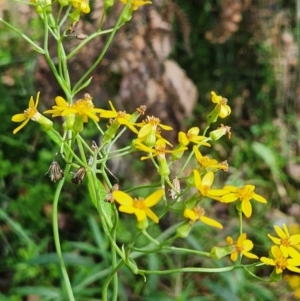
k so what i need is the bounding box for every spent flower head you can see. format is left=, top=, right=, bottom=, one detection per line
left=226, top=233, right=258, bottom=262
left=221, top=184, right=267, bottom=218
left=112, top=189, right=164, bottom=229
left=261, top=245, right=300, bottom=274
left=12, top=92, right=53, bottom=134
left=267, top=224, right=300, bottom=257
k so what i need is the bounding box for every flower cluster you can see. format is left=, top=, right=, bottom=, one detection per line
left=261, top=224, right=300, bottom=275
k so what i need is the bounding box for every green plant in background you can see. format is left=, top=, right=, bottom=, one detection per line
left=1, top=0, right=300, bottom=300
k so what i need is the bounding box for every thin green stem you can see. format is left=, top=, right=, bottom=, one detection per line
left=52, top=167, right=75, bottom=301
left=138, top=265, right=237, bottom=275
left=71, top=4, right=129, bottom=94
left=0, top=18, right=44, bottom=54
left=102, top=260, right=124, bottom=301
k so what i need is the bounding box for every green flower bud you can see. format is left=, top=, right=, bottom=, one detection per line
left=105, top=0, right=114, bottom=9
left=176, top=222, right=192, bottom=238
left=210, top=246, right=232, bottom=259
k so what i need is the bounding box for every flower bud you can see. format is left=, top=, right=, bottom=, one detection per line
left=105, top=0, right=114, bottom=9
left=137, top=218, right=149, bottom=230
left=210, top=246, right=232, bottom=259
left=176, top=222, right=192, bottom=238
left=32, top=112, right=53, bottom=131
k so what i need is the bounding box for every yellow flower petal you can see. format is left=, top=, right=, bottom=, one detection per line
left=183, top=208, right=197, bottom=221
left=13, top=119, right=29, bottom=134
left=112, top=191, right=134, bottom=206
left=145, top=208, right=159, bottom=223
left=144, top=189, right=164, bottom=207
left=199, top=216, right=223, bottom=229
left=11, top=113, right=26, bottom=122
left=241, top=199, right=252, bottom=217
left=202, top=171, right=214, bottom=187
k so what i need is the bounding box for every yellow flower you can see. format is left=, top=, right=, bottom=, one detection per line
left=183, top=206, right=223, bottom=229
left=45, top=94, right=102, bottom=122
left=284, top=275, right=300, bottom=299
left=211, top=91, right=231, bottom=118
left=226, top=233, right=258, bottom=262
left=193, top=146, right=229, bottom=171
left=135, top=139, right=186, bottom=176
left=136, top=116, right=173, bottom=147
left=221, top=185, right=267, bottom=218
left=12, top=92, right=53, bottom=134
left=178, top=127, right=210, bottom=147
left=99, top=101, right=138, bottom=134
left=267, top=224, right=300, bottom=257
left=70, top=0, right=90, bottom=13
left=44, top=96, right=70, bottom=117
left=135, top=139, right=186, bottom=160
left=261, top=245, right=300, bottom=274
left=112, top=189, right=164, bottom=228
left=120, top=0, right=151, bottom=10
left=193, top=169, right=228, bottom=201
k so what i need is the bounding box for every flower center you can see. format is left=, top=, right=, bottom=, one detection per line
left=202, top=185, right=210, bottom=195
left=117, top=111, right=127, bottom=119
left=237, top=186, right=254, bottom=202
left=145, top=116, right=160, bottom=126
left=133, top=197, right=146, bottom=209
left=24, top=107, right=38, bottom=119
left=193, top=207, right=205, bottom=219
left=275, top=256, right=288, bottom=270
left=281, top=237, right=291, bottom=247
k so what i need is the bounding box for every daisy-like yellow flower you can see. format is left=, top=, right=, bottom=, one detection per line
left=135, top=139, right=186, bottom=160
left=184, top=206, right=223, bottom=229
left=112, top=189, right=164, bottom=229
left=136, top=116, right=173, bottom=147
left=267, top=224, right=300, bottom=257
left=44, top=96, right=70, bottom=117
left=221, top=184, right=267, bottom=218
left=178, top=127, right=210, bottom=147
left=44, top=94, right=102, bottom=122
left=99, top=101, right=138, bottom=134
left=12, top=92, right=53, bottom=134
left=135, top=139, right=187, bottom=176
left=193, top=146, right=229, bottom=171
left=193, top=169, right=228, bottom=201
left=120, top=0, right=151, bottom=10
left=211, top=91, right=231, bottom=118
left=226, top=233, right=258, bottom=262
left=261, top=245, right=300, bottom=274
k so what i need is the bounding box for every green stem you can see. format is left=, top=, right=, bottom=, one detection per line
left=52, top=167, right=75, bottom=301
left=0, top=18, right=44, bottom=54
left=71, top=4, right=130, bottom=94
left=102, top=260, right=124, bottom=301
left=138, top=265, right=237, bottom=274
